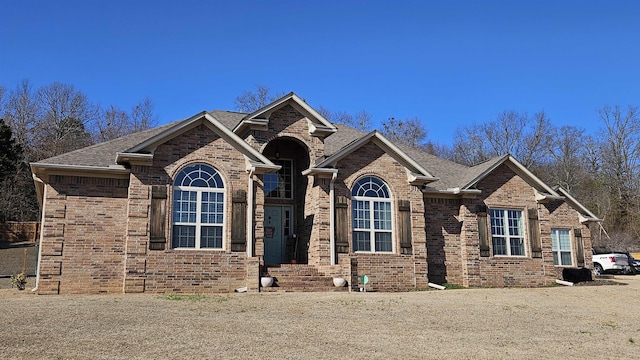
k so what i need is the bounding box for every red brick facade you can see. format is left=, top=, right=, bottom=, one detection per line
left=33, top=101, right=596, bottom=294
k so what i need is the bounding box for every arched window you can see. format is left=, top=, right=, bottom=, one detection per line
left=351, top=176, right=393, bottom=252
left=172, top=163, right=225, bottom=249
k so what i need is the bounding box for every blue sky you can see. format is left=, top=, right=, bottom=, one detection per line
left=1, top=0, right=639, bottom=145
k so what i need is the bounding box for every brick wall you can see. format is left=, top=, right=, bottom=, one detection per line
left=333, top=141, right=428, bottom=291
left=464, top=164, right=582, bottom=287
left=424, top=197, right=463, bottom=285
left=129, top=124, right=254, bottom=293
left=38, top=176, right=129, bottom=294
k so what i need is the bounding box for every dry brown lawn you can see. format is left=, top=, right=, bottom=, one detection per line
left=2, top=276, right=640, bottom=359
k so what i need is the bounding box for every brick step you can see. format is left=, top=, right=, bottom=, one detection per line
left=261, top=285, right=347, bottom=292
left=260, top=265, right=348, bottom=292
left=264, top=264, right=321, bottom=277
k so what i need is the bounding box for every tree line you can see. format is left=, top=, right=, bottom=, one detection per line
left=0, top=80, right=157, bottom=222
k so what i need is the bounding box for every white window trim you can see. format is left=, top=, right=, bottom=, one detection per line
left=490, top=208, right=526, bottom=257
left=173, top=185, right=226, bottom=250
left=551, top=228, right=573, bottom=266
left=351, top=176, right=394, bottom=254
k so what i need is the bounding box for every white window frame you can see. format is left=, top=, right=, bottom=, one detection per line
left=172, top=164, right=225, bottom=250
left=551, top=228, right=573, bottom=266
left=490, top=208, right=526, bottom=257
left=351, top=176, right=393, bottom=253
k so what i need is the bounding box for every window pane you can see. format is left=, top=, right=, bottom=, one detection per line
left=490, top=210, right=505, bottom=236
left=172, top=225, right=195, bottom=248
left=173, top=190, right=197, bottom=223
left=352, top=200, right=370, bottom=229
left=560, top=251, right=572, bottom=266
left=375, top=232, right=392, bottom=252
left=265, top=159, right=292, bottom=198
left=175, top=163, right=223, bottom=188
left=552, top=229, right=572, bottom=265
left=558, top=230, right=571, bottom=250
left=353, top=231, right=370, bottom=251
left=510, top=237, right=524, bottom=256
left=492, top=237, right=506, bottom=255
left=507, top=210, right=522, bottom=236
left=201, top=226, right=222, bottom=248
left=373, top=201, right=391, bottom=230
left=352, top=176, right=390, bottom=198
left=201, top=192, right=224, bottom=224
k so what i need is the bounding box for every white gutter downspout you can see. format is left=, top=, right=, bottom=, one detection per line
left=247, top=167, right=255, bottom=258
left=32, top=175, right=46, bottom=293
left=329, top=171, right=337, bottom=265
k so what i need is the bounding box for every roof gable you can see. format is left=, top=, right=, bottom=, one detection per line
left=233, top=92, right=337, bottom=137
left=120, top=111, right=277, bottom=173
left=554, top=186, right=602, bottom=223
left=461, top=155, right=559, bottom=196
left=307, top=130, right=437, bottom=185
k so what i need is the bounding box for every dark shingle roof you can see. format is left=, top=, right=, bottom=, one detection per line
left=34, top=121, right=179, bottom=168
left=32, top=108, right=498, bottom=191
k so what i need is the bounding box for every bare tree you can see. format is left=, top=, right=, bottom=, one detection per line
left=596, top=105, right=640, bottom=235
left=234, top=85, right=280, bottom=113
left=93, top=98, right=157, bottom=143
left=94, top=105, right=130, bottom=142
left=544, top=126, right=589, bottom=192
left=381, top=117, right=427, bottom=148
left=33, top=82, right=97, bottom=159
left=449, top=110, right=552, bottom=167
left=318, top=106, right=372, bottom=132
left=3, top=80, right=39, bottom=160
left=449, top=123, right=491, bottom=166
left=129, top=97, right=157, bottom=132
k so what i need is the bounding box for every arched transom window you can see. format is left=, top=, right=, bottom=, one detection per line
left=172, top=163, right=225, bottom=249
left=351, top=176, right=393, bottom=252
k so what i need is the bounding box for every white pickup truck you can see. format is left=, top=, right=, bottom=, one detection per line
left=592, top=249, right=631, bottom=275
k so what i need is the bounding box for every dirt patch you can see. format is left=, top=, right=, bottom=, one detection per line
left=1, top=276, right=639, bottom=359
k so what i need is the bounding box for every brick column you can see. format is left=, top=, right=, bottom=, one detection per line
left=37, top=186, right=66, bottom=294
left=410, top=188, right=429, bottom=288
left=123, top=168, right=149, bottom=293
left=308, top=177, right=331, bottom=266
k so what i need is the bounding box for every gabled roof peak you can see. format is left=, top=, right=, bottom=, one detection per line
left=233, top=92, right=337, bottom=137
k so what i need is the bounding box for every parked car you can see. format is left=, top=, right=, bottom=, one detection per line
left=614, top=252, right=640, bottom=274
left=591, top=249, right=631, bottom=276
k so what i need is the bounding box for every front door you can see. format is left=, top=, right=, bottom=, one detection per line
left=263, top=206, right=291, bottom=264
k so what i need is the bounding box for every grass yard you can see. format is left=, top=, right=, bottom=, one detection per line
left=1, top=276, right=640, bottom=359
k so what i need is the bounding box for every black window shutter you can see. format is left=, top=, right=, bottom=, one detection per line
left=149, top=185, right=167, bottom=250
left=574, top=228, right=585, bottom=267
left=231, top=190, right=247, bottom=252
left=477, top=206, right=490, bottom=257
left=528, top=208, right=542, bottom=258
left=335, top=195, right=349, bottom=253
left=398, top=200, right=412, bottom=254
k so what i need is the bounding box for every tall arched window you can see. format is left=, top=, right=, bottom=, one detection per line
left=351, top=176, right=393, bottom=252
left=172, top=163, right=225, bottom=249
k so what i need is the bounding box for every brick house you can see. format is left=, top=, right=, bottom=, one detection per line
left=30, top=93, right=600, bottom=294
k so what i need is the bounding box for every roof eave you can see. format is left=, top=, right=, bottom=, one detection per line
left=535, top=191, right=565, bottom=203
left=422, top=188, right=482, bottom=198
left=30, top=162, right=131, bottom=179
left=301, top=167, right=339, bottom=178
left=115, top=152, right=154, bottom=166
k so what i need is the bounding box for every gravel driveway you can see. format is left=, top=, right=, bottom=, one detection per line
left=1, top=276, right=639, bottom=359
